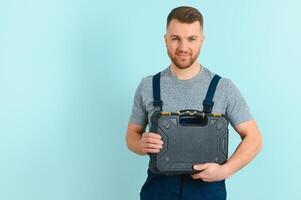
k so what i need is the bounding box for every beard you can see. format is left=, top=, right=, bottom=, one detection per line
left=167, top=48, right=200, bottom=69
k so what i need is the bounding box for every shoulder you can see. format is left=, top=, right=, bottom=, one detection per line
left=139, top=67, right=169, bottom=88
left=203, top=67, right=233, bottom=89
left=139, top=74, right=153, bottom=89
left=136, top=74, right=155, bottom=99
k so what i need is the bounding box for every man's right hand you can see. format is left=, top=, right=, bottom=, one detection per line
left=138, top=132, right=163, bottom=154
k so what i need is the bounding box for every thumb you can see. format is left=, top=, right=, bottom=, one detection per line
left=193, top=163, right=209, bottom=171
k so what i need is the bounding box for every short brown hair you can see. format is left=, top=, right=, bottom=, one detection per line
left=167, top=6, right=203, bottom=29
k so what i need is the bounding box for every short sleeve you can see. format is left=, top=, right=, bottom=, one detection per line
left=128, top=79, right=148, bottom=128
left=225, top=80, right=253, bottom=127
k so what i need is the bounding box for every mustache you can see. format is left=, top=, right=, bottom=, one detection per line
left=176, top=50, right=191, bottom=55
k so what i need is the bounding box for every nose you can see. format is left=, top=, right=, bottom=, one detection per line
left=178, top=40, right=189, bottom=51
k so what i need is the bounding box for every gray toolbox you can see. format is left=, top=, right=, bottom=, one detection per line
left=149, top=110, right=228, bottom=175
left=148, top=72, right=229, bottom=175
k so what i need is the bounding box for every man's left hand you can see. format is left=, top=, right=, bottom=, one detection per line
left=191, top=163, right=231, bottom=182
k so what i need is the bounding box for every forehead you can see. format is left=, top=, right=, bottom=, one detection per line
left=166, top=19, right=202, bottom=37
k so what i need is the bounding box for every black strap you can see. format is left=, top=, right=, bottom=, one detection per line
left=203, top=74, right=221, bottom=113
left=152, top=72, right=221, bottom=113
left=152, top=72, right=162, bottom=111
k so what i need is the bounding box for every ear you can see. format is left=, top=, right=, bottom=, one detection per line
left=200, top=34, right=205, bottom=45
left=164, top=34, right=168, bottom=47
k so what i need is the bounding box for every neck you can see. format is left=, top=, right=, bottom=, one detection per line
left=170, top=61, right=201, bottom=80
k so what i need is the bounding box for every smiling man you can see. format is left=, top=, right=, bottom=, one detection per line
left=126, top=6, right=262, bottom=200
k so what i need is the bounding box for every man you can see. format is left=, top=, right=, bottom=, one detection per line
left=126, top=6, right=262, bottom=200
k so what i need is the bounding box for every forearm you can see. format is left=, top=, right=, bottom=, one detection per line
left=126, top=130, right=146, bottom=155
left=224, top=133, right=262, bottom=177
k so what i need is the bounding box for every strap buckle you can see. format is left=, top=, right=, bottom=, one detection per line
left=202, top=100, right=214, bottom=113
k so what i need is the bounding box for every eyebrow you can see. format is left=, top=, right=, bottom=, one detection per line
left=169, top=35, right=198, bottom=39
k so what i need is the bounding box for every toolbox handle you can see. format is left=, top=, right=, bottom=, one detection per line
left=178, top=109, right=205, bottom=119
left=178, top=110, right=208, bottom=126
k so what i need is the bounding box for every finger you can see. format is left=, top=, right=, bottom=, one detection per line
left=144, top=132, right=162, bottom=140
left=143, top=143, right=163, bottom=149
left=202, top=179, right=213, bottom=182
left=191, top=172, right=205, bottom=180
left=143, top=137, right=163, bottom=145
left=144, top=148, right=161, bottom=153
left=193, top=163, right=209, bottom=171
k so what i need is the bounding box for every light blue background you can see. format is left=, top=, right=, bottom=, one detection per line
left=1, top=0, right=300, bottom=199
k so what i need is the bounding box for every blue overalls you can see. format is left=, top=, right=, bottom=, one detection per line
left=140, top=169, right=226, bottom=200
left=140, top=73, right=227, bottom=200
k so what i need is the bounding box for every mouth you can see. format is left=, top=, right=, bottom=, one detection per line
left=176, top=51, right=190, bottom=56
left=177, top=54, right=190, bottom=59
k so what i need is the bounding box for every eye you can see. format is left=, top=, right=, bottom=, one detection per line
left=189, top=38, right=196, bottom=41
left=171, top=38, right=179, bottom=41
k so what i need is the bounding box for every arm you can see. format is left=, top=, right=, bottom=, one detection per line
left=224, top=119, right=263, bottom=176
left=126, top=123, right=163, bottom=156
left=192, top=119, right=263, bottom=182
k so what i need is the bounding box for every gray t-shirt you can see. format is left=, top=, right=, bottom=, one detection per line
left=129, top=66, right=253, bottom=129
